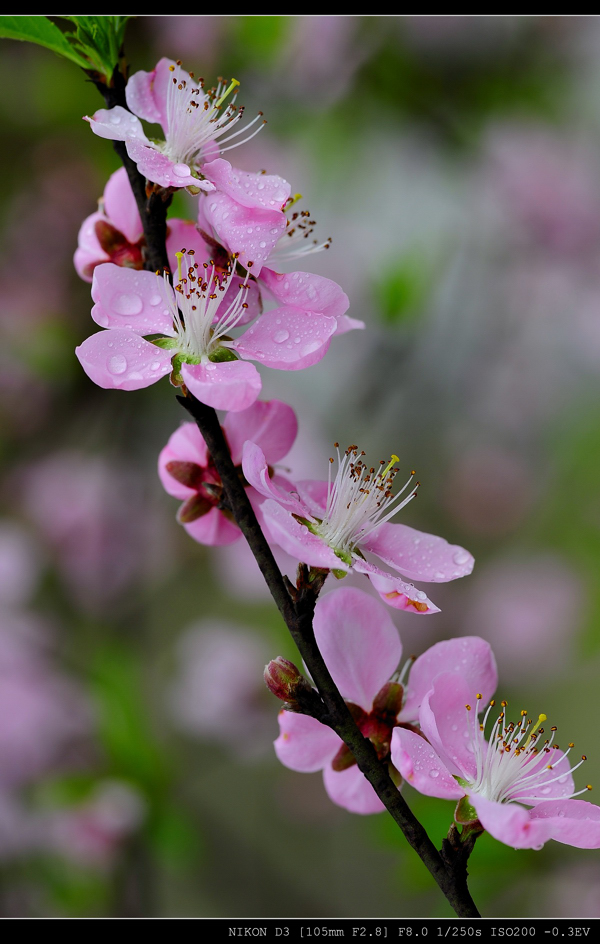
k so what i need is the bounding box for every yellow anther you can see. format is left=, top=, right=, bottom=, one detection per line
left=215, top=78, right=240, bottom=108
left=175, top=251, right=184, bottom=282
left=539, top=713, right=547, bottom=723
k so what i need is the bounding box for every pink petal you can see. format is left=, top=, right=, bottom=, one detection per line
left=126, top=139, right=214, bottom=191
left=391, top=729, right=463, bottom=800
left=313, top=587, right=402, bottom=711
left=233, top=308, right=336, bottom=370
left=295, top=479, right=329, bottom=517
left=74, top=212, right=107, bottom=281
left=470, top=795, right=554, bottom=849
left=183, top=507, right=240, bottom=546
left=352, top=558, right=440, bottom=615
left=260, top=268, right=349, bottom=319
left=166, top=219, right=211, bottom=271
left=202, top=191, right=286, bottom=275
left=361, top=523, right=474, bottom=583
left=126, top=59, right=172, bottom=127
left=181, top=360, right=261, bottom=412
left=274, top=710, right=341, bottom=772
left=158, top=423, right=209, bottom=499
left=91, top=264, right=175, bottom=335
left=260, top=500, right=348, bottom=571
left=224, top=400, right=297, bottom=466
left=399, top=637, right=497, bottom=724
left=418, top=674, right=478, bottom=781
left=202, top=159, right=291, bottom=211
left=528, top=799, right=600, bottom=848
left=334, top=314, right=366, bottom=336
left=85, top=106, right=149, bottom=144
left=322, top=764, right=386, bottom=815
left=241, top=442, right=307, bottom=515
left=76, top=329, right=172, bottom=391
left=103, top=167, right=142, bottom=244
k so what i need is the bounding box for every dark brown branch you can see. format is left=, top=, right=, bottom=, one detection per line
left=179, top=392, right=480, bottom=919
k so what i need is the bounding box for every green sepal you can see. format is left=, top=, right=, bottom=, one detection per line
left=152, top=337, right=178, bottom=350
left=334, top=547, right=353, bottom=566
left=455, top=795, right=478, bottom=825
left=332, top=569, right=348, bottom=580
left=208, top=347, right=238, bottom=363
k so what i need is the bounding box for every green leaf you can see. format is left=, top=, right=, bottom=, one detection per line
left=0, top=15, right=88, bottom=68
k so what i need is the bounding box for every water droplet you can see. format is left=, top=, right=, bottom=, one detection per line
left=294, top=336, right=301, bottom=344
left=150, top=361, right=161, bottom=371
left=205, top=363, right=216, bottom=371
left=257, top=181, right=265, bottom=190
left=109, top=113, right=121, bottom=125
left=246, top=227, right=253, bottom=234
left=453, top=549, right=471, bottom=566
left=283, top=281, right=290, bottom=291
left=112, top=293, right=143, bottom=316
left=259, top=241, right=266, bottom=248
left=434, top=570, right=446, bottom=580
left=222, top=211, right=230, bottom=220
left=149, top=295, right=162, bottom=306
left=429, top=770, right=439, bottom=779
left=273, top=330, right=290, bottom=343
left=270, top=228, right=279, bottom=235
left=172, top=162, right=191, bottom=178
left=307, top=283, right=317, bottom=300
left=451, top=724, right=458, bottom=732
left=557, top=775, right=568, bottom=784
left=108, top=354, right=127, bottom=375
left=540, top=786, right=552, bottom=795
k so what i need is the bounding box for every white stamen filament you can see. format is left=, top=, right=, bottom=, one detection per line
left=162, top=64, right=263, bottom=167
left=160, top=251, right=249, bottom=359
left=270, top=204, right=332, bottom=264
left=313, top=445, right=419, bottom=555
left=464, top=699, right=591, bottom=805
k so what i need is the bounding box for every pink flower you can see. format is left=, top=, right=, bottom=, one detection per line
left=275, top=586, right=497, bottom=814
left=199, top=182, right=363, bottom=336
left=391, top=675, right=600, bottom=850
left=75, top=248, right=338, bottom=412
left=242, top=442, right=474, bottom=613
left=74, top=167, right=207, bottom=281
left=159, top=399, right=297, bottom=545
left=85, top=59, right=264, bottom=191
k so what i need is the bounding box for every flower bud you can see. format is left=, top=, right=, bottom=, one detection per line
left=264, top=657, right=312, bottom=707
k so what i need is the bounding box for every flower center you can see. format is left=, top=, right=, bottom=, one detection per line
left=463, top=696, right=592, bottom=805
left=164, top=62, right=266, bottom=167
left=161, top=248, right=250, bottom=361
left=313, top=444, right=419, bottom=558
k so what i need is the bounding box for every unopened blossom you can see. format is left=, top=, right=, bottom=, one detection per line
left=74, top=166, right=207, bottom=281
left=242, top=442, right=474, bottom=613
left=76, top=247, right=337, bottom=412
left=86, top=58, right=265, bottom=191
left=159, top=399, right=297, bottom=545
left=275, top=586, right=497, bottom=814
left=392, top=674, right=600, bottom=850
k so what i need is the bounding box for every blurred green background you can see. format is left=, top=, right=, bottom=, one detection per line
left=1, top=15, right=600, bottom=918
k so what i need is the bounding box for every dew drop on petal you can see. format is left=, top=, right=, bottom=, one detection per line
left=112, top=293, right=143, bottom=316
left=259, top=241, right=266, bottom=248
left=540, top=786, right=552, bottom=795
left=173, top=162, right=191, bottom=178
left=109, top=113, right=121, bottom=125
left=434, top=570, right=446, bottom=579
left=150, top=361, right=161, bottom=371
left=557, top=775, right=568, bottom=784
left=429, top=770, right=440, bottom=779
left=108, top=354, right=127, bottom=375
left=149, top=295, right=162, bottom=306
left=273, top=330, right=290, bottom=343
left=453, top=549, right=471, bottom=565
left=451, top=724, right=458, bottom=732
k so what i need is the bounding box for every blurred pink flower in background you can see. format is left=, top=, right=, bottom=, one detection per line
left=19, top=450, right=171, bottom=613
left=44, top=780, right=145, bottom=868
left=169, top=620, right=274, bottom=758
left=462, top=554, right=585, bottom=685
left=0, top=618, right=94, bottom=790
left=484, top=124, right=600, bottom=257
left=0, top=521, right=40, bottom=610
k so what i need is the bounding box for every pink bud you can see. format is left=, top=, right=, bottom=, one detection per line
left=263, top=657, right=311, bottom=706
